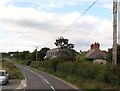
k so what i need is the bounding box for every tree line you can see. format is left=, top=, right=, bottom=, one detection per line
left=2, top=36, right=120, bottom=64
left=5, top=37, right=77, bottom=61
left=10, top=47, right=50, bottom=61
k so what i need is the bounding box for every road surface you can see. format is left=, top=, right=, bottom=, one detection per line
left=15, top=64, right=79, bottom=90
left=0, top=79, right=21, bottom=89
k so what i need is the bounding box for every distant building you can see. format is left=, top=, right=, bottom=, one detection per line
left=10, top=54, right=14, bottom=57
left=45, top=48, right=60, bottom=59
left=86, top=42, right=107, bottom=60
left=93, top=59, right=107, bottom=64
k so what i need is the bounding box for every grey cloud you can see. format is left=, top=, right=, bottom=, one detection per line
left=1, top=18, right=64, bottom=33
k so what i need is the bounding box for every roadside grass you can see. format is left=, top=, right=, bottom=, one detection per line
left=0, top=59, right=24, bottom=79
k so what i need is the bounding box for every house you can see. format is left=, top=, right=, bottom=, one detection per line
left=86, top=42, right=107, bottom=60
left=45, top=48, right=60, bottom=59
left=93, top=59, right=107, bottom=64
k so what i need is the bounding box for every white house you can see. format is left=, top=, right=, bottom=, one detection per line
left=45, top=48, right=60, bottom=59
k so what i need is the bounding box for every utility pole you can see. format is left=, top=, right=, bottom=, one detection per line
left=113, top=0, right=117, bottom=68
left=36, top=46, right=38, bottom=61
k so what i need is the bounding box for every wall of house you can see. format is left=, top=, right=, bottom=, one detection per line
left=45, top=48, right=59, bottom=58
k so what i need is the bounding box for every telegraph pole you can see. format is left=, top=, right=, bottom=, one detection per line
left=113, top=0, right=117, bottom=68
left=36, top=46, right=38, bottom=61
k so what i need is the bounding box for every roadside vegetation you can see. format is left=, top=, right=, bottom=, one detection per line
left=3, top=37, right=120, bottom=89
left=10, top=54, right=120, bottom=89
left=0, top=59, right=24, bottom=79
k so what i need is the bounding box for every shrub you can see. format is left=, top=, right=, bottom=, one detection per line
left=74, top=61, right=89, bottom=78
left=66, top=75, right=77, bottom=83
left=56, top=61, right=75, bottom=75
left=82, top=63, right=101, bottom=79
left=30, top=61, right=41, bottom=68
left=110, top=66, right=120, bottom=87
left=97, top=64, right=112, bottom=83
left=76, top=52, right=87, bottom=62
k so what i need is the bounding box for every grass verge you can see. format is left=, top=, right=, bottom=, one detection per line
left=0, top=59, right=24, bottom=79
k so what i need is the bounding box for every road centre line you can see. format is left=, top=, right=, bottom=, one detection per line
left=19, top=65, right=55, bottom=90
left=51, top=86, right=56, bottom=91
left=44, top=79, right=50, bottom=85
left=38, top=75, right=43, bottom=78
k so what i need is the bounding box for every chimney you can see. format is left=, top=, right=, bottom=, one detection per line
left=90, top=43, right=94, bottom=49
left=90, top=42, right=100, bottom=49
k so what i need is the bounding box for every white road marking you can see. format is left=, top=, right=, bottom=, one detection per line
left=44, top=79, right=50, bottom=85
left=51, top=86, right=56, bottom=91
left=18, top=65, right=54, bottom=90
left=38, top=75, right=43, bottom=78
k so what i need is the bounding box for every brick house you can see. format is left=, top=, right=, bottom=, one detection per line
left=86, top=42, right=107, bottom=60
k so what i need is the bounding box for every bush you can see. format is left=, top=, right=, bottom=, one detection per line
left=30, top=61, right=41, bottom=68
left=76, top=52, right=87, bottom=62
left=97, top=64, right=111, bottom=83
left=74, top=61, right=89, bottom=78
left=82, top=63, right=101, bottom=79
left=110, top=66, right=120, bottom=87
left=66, top=75, right=77, bottom=83
left=56, top=61, right=75, bottom=75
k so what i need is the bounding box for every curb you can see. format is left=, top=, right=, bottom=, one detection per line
left=16, top=73, right=27, bottom=89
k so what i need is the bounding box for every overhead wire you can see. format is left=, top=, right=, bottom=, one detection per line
left=59, top=0, right=98, bottom=36
left=35, top=0, right=98, bottom=50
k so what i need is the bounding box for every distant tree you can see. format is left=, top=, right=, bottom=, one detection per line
left=54, top=37, right=77, bottom=61
left=31, top=49, right=37, bottom=61
left=107, top=48, right=112, bottom=63
left=25, top=51, right=32, bottom=60
left=11, top=51, right=19, bottom=58
left=38, top=47, right=50, bottom=61
left=107, top=44, right=120, bottom=64
left=18, top=51, right=30, bottom=60
left=54, top=37, right=74, bottom=49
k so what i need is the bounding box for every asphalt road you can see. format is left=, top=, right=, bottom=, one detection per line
left=0, top=79, right=21, bottom=89
left=16, top=64, right=79, bottom=90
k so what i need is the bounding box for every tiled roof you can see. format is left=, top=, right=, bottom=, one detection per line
left=86, top=49, right=107, bottom=59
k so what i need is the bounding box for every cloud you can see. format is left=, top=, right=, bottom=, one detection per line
left=96, top=2, right=112, bottom=10
left=0, top=1, right=113, bottom=52
left=0, top=0, right=10, bottom=6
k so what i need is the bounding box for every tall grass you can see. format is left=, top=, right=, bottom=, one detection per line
left=2, top=59, right=24, bottom=79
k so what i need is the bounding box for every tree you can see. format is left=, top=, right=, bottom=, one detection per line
left=107, top=48, right=112, bottom=63
left=54, top=37, right=74, bottom=49
left=31, top=49, right=37, bottom=61
left=38, top=47, right=50, bottom=61
left=107, top=44, right=120, bottom=64
left=54, top=37, right=77, bottom=61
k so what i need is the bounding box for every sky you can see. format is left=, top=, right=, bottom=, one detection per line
left=0, top=0, right=118, bottom=52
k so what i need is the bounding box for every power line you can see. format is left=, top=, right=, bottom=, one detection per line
left=36, top=0, right=98, bottom=49
left=59, top=0, right=98, bottom=36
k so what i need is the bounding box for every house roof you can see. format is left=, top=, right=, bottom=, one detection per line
left=86, top=49, right=107, bottom=60
left=47, top=48, right=59, bottom=53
